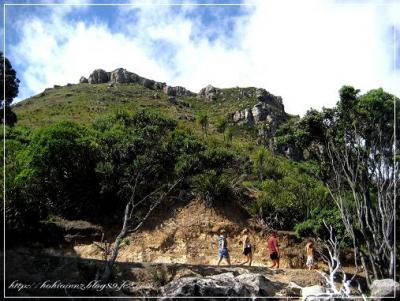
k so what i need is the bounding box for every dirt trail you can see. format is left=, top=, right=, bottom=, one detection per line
left=69, top=199, right=311, bottom=269
left=4, top=248, right=326, bottom=297
left=6, top=199, right=365, bottom=297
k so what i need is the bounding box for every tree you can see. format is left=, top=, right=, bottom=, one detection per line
left=316, top=222, right=366, bottom=299
left=215, top=117, right=227, bottom=141
left=197, top=112, right=209, bottom=137
left=248, top=155, right=328, bottom=230
left=274, top=86, right=398, bottom=284
left=100, top=176, right=183, bottom=281
left=288, top=87, right=399, bottom=285
left=0, top=52, right=20, bottom=126
left=94, top=110, right=215, bottom=281
left=325, top=88, right=398, bottom=285
left=96, top=112, right=246, bottom=281
left=14, top=121, right=100, bottom=219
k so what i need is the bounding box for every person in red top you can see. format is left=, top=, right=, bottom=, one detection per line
left=267, top=231, right=279, bottom=269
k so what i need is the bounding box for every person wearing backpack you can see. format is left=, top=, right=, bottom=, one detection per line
left=217, top=229, right=231, bottom=266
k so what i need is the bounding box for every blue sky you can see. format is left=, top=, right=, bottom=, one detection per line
left=2, top=0, right=400, bottom=115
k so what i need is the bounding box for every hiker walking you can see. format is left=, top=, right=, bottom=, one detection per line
left=217, top=229, right=231, bottom=266
left=305, top=241, right=317, bottom=270
left=239, top=228, right=253, bottom=266
left=267, top=230, right=280, bottom=269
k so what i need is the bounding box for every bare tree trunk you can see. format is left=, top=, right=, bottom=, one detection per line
left=101, top=200, right=131, bottom=282
left=99, top=178, right=183, bottom=282
left=324, top=126, right=397, bottom=285
left=316, top=222, right=367, bottom=300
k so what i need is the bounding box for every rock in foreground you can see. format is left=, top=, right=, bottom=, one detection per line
left=370, top=279, right=400, bottom=300
left=162, top=271, right=283, bottom=299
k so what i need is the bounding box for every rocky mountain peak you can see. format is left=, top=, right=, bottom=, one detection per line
left=199, top=84, right=220, bottom=101
left=79, top=68, right=195, bottom=97
left=227, top=88, right=286, bottom=125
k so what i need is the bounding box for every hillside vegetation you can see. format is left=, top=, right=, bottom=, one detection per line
left=4, top=68, right=399, bottom=293
left=6, top=72, right=326, bottom=237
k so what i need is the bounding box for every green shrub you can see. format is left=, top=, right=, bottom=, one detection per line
left=194, top=171, right=237, bottom=207
left=294, top=207, right=348, bottom=244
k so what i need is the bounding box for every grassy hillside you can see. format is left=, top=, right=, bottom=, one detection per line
left=6, top=79, right=335, bottom=245
left=13, top=83, right=271, bottom=152
left=14, top=83, right=263, bottom=126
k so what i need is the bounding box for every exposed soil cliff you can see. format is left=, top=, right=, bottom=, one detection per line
left=59, top=199, right=317, bottom=269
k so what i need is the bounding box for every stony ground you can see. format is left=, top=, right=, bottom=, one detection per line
left=4, top=247, right=325, bottom=298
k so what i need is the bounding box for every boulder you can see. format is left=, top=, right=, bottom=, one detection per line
left=81, top=68, right=194, bottom=96
left=109, top=68, right=131, bottom=84
left=252, top=103, right=267, bottom=123
left=232, top=100, right=285, bottom=126
left=79, top=76, right=88, bottom=83
left=162, top=272, right=276, bottom=299
left=88, top=69, right=109, bottom=84
left=235, top=273, right=276, bottom=296
left=232, top=107, right=254, bottom=125
left=283, top=282, right=302, bottom=297
left=255, top=88, right=285, bottom=111
left=233, top=108, right=253, bottom=124
left=370, top=279, right=400, bottom=300
left=175, top=86, right=194, bottom=97
left=199, top=84, right=219, bottom=101
left=233, top=110, right=245, bottom=123
left=153, top=81, right=165, bottom=90
left=162, top=274, right=250, bottom=298
left=164, top=85, right=194, bottom=97
left=301, top=285, right=326, bottom=301
left=164, top=85, right=176, bottom=96
left=244, top=108, right=254, bottom=124
left=255, top=88, right=266, bottom=100
left=142, top=78, right=155, bottom=89
left=167, top=97, right=191, bottom=108
left=127, top=285, right=161, bottom=297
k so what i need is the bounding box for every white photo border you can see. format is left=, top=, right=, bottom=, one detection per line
left=2, top=0, right=398, bottom=299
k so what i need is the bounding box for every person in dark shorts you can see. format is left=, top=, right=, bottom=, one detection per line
left=217, top=229, right=231, bottom=266
left=239, top=228, right=253, bottom=266
left=267, top=231, right=279, bottom=269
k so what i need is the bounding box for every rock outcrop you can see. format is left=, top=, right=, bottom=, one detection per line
left=162, top=272, right=279, bottom=298
left=164, top=85, right=194, bottom=97
left=301, top=285, right=326, bottom=301
left=227, top=88, right=287, bottom=149
left=109, top=68, right=136, bottom=83
left=370, top=279, right=400, bottom=300
left=79, top=76, right=88, bottom=83
left=230, top=88, right=286, bottom=126
left=81, top=68, right=195, bottom=96
left=199, top=84, right=219, bottom=101
left=88, top=69, right=110, bottom=84
left=255, top=88, right=284, bottom=111
left=167, top=96, right=191, bottom=108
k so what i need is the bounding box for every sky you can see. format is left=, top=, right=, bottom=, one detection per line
left=2, top=0, right=400, bottom=115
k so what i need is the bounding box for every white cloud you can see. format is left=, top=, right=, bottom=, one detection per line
left=9, top=0, right=400, bottom=115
